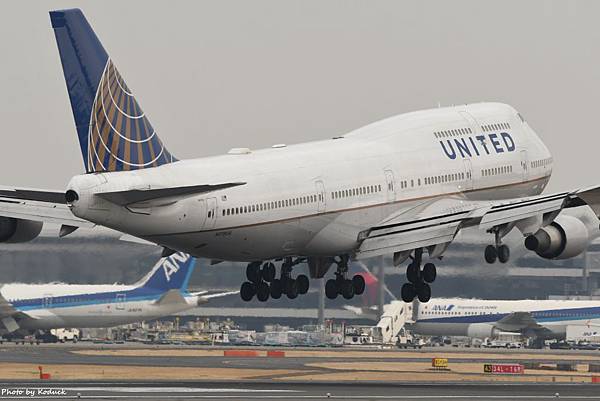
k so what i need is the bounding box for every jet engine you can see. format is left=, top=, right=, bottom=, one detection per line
left=0, top=217, right=43, bottom=243
left=524, top=214, right=589, bottom=260
left=466, top=323, right=499, bottom=339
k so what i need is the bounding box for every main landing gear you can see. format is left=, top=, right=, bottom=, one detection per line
left=325, top=255, right=366, bottom=300
left=240, top=258, right=310, bottom=302
left=484, top=228, right=510, bottom=264
left=400, top=248, right=435, bottom=303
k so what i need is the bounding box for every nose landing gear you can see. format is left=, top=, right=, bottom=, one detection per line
left=484, top=228, right=510, bottom=264
left=400, top=248, right=435, bottom=303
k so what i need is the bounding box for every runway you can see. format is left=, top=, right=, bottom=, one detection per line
left=0, top=344, right=599, bottom=399
left=1, top=381, right=600, bottom=400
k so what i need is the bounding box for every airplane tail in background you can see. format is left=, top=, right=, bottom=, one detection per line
left=49, top=8, right=176, bottom=173
left=136, top=252, right=196, bottom=292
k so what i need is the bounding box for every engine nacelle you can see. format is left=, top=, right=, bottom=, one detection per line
left=467, top=323, right=499, bottom=339
left=524, top=215, right=589, bottom=259
left=0, top=217, right=43, bottom=243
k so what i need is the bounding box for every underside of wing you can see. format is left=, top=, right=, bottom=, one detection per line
left=356, top=185, right=600, bottom=260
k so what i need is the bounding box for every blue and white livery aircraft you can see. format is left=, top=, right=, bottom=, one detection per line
left=1, top=9, right=600, bottom=305
left=411, top=298, right=600, bottom=341
left=0, top=252, right=232, bottom=336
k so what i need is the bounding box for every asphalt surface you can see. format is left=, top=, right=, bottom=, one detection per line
left=0, top=381, right=599, bottom=400
left=0, top=344, right=599, bottom=400
left=0, top=343, right=598, bottom=369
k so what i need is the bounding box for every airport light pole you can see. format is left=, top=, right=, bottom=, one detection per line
left=377, top=256, right=385, bottom=320
left=318, top=278, right=325, bottom=327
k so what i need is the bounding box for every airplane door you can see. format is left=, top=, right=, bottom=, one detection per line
left=42, top=295, right=52, bottom=309
left=462, top=158, right=473, bottom=191
left=520, top=150, right=529, bottom=181
left=384, top=169, right=396, bottom=202
left=205, top=197, right=218, bottom=229
left=116, top=294, right=126, bottom=311
left=315, top=180, right=326, bottom=212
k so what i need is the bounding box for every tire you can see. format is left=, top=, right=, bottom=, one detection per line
left=497, top=245, right=510, bottom=264
left=296, top=274, right=309, bottom=294
left=270, top=279, right=283, bottom=299
left=422, top=263, right=436, bottom=283
left=240, top=281, right=256, bottom=301
left=352, top=275, right=366, bottom=295
left=256, top=281, right=270, bottom=302
left=417, top=282, right=431, bottom=303
left=406, top=263, right=420, bottom=283
left=484, top=245, right=497, bottom=264
left=325, top=279, right=338, bottom=299
left=285, top=279, right=298, bottom=299
left=341, top=279, right=355, bottom=300
left=401, top=283, right=416, bottom=303
left=261, top=262, right=276, bottom=282
left=246, top=262, right=262, bottom=283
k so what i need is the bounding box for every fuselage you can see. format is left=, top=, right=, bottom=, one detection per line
left=68, top=102, right=553, bottom=261
left=411, top=299, right=600, bottom=339
left=0, top=283, right=198, bottom=331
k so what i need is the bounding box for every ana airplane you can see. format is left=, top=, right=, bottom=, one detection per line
left=0, top=252, right=232, bottom=338
left=410, top=298, right=600, bottom=341
left=1, top=8, right=600, bottom=304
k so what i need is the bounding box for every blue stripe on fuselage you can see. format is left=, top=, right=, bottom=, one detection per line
left=420, top=306, right=600, bottom=324
left=11, top=286, right=168, bottom=312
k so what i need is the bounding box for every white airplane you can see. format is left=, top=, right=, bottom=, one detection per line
left=2, top=8, right=600, bottom=305
left=410, top=298, right=600, bottom=341
left=0, top=252, right=233, bottom=338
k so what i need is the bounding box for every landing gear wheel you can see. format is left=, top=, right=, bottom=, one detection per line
left=416, top=282, right=431, bottom=303
left=261, top=262, right=276, bottom=282
left=484, top=245, right=497, bottom=264
left=422, top=263, right=436, bottom=283
left=256, top=282, right=270, bottom=302
left=285, top=279, right=298, bottom=299
left=246, top=262, right=262, bottom=283
left=401, top=283, right=416, bottom=303
left=240, top=282, right=255, bottom=302
left=296, top=274, right=309, bottom=295
left=341, top=279, right=355, bottom=300
left=352, top=275, right=366, bottom=295
left=270, top=279, right=283, bottom=299
left=406, top=263, right=420, bottom=283
left=497, top=245, right=510, bottom=264
left=325, top=279, right=338, bottom=299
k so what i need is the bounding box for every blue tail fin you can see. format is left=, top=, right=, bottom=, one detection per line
left=137, top=252, right=196, bottom=292
left=49, top=9, right=176, bottom=173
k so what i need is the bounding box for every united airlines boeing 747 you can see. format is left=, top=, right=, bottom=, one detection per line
left=1, top=9, right=600, bottom=305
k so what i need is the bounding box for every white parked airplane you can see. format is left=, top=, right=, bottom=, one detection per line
left=410, top=298, right=600, bottom=341
left=1, top=9, right=600, bottom=305
left=0, top=252, right=233, bottom=338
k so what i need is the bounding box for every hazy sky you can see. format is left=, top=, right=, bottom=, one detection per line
left=1, top=1, right=599, bottom=192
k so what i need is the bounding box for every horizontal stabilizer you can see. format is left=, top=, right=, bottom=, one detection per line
left=0, top=188, right=66, bottom=204
left=96, top=182, right=245, bottom=206
left=153, top=289, right=186, bottom=305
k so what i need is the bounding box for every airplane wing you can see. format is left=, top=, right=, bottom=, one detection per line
left=355, top=186, right=600, bottom=259
left=494, top=311, right=543, bottom=332
left=0, top=290, right=27, bottom=333
left=195, top=290, right=239, bottom=300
